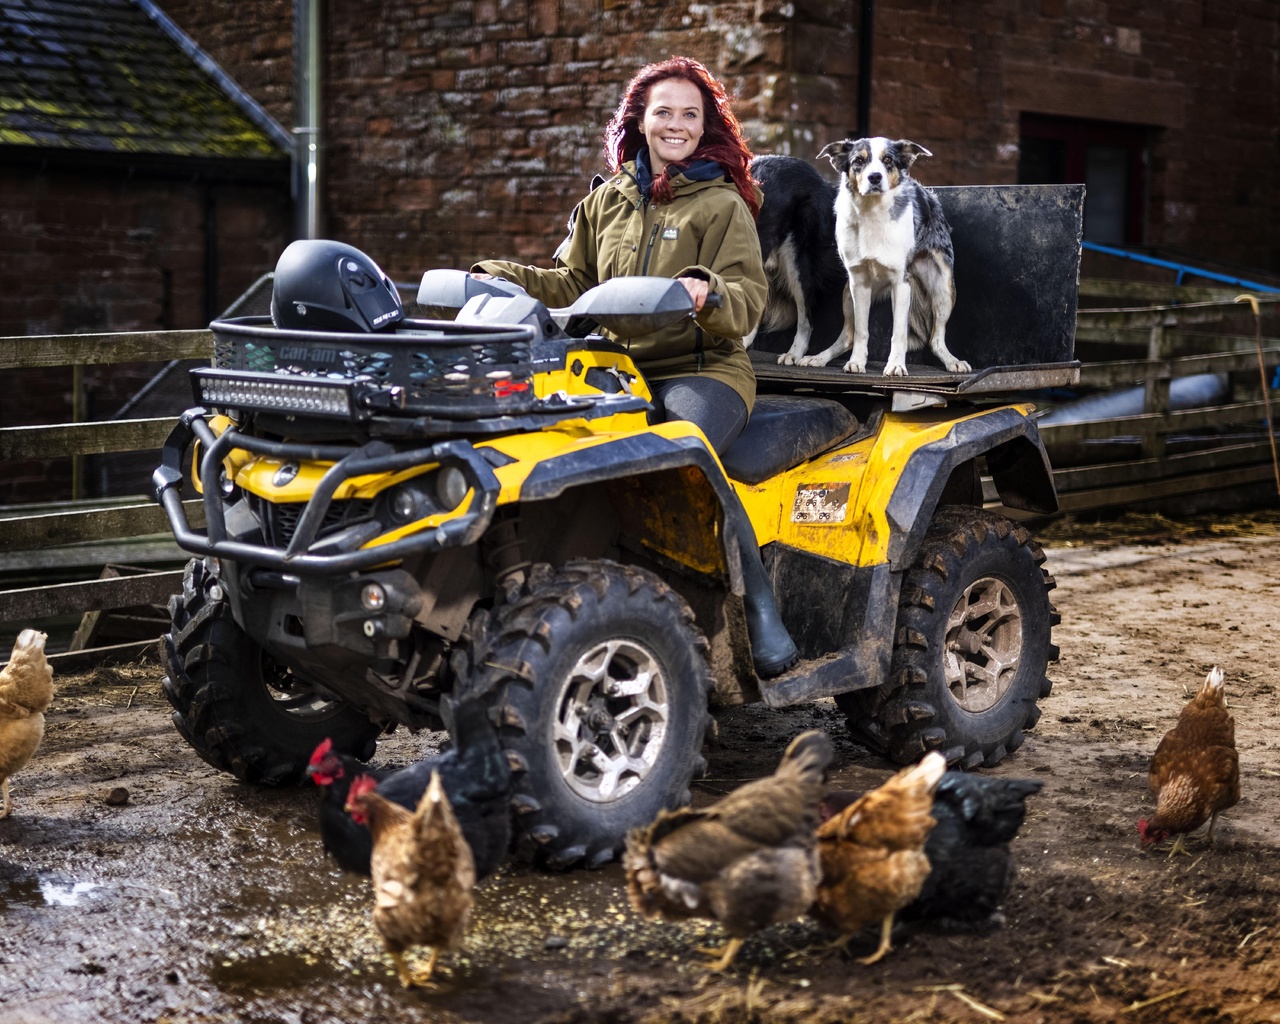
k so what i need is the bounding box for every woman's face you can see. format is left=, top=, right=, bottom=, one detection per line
left=641, top=78, right=705, bottom=174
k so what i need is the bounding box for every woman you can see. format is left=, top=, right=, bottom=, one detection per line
left=472, top=56, right=796, bottom=678
left=472, top=54, right=765, bottom=455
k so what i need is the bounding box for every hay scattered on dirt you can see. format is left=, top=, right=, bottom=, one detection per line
left=1038, top=508, right=1280, bottom=546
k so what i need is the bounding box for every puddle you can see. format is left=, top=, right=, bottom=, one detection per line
left=209, top=952, right=335, bottom=992
left=39, top=879, right=102, bottom=905
left=0, top=868, right=42, bottom=910
left=0, top=867, right=103, bottom=909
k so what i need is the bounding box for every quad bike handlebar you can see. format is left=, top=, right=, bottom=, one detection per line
left=417, top=269, right=720, bottom=338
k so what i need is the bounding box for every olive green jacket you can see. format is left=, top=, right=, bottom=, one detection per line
left=473, top=161, right=766, bottom=412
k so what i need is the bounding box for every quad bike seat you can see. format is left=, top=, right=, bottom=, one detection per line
left=721, top=394, right=860, bottom=485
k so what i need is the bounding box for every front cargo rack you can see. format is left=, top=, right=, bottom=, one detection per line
left=207, top=315, right=547, bottom=419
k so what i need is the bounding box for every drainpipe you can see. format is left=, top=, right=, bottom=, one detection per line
left=855, top=0, right=873, bottom=138
left=294, top=0, right=322, bottom=239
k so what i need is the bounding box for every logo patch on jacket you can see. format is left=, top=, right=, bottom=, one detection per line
left=661, top=227, right=679, bottom=240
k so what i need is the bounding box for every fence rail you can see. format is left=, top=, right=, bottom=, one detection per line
left=3, top=287, right=1279, bottom=661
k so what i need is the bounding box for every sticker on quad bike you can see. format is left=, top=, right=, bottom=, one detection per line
left=791, top=482, right=851, bottom=524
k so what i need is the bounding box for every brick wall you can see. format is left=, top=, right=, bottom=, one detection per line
left=159, top=0, right=858, bottom=279
left=0, top=165, right=289, bottom=339
left=0, top=162, right=289, bottom=502
left=160, top=0, right=1278, bottom=277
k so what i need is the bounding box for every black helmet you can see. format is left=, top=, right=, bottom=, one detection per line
left=270, top=239, right=404, bottom=332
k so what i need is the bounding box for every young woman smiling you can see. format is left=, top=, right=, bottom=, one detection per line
left=471, top=56, right=797, bottom=678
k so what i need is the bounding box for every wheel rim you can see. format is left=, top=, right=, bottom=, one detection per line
left=552, top=637, right=670, bottom=803
left=943, top=575, right=1023, bottom=713
left=258, top=652, right=346, bottom=721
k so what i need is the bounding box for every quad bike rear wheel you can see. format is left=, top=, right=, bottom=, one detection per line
left=463, top=559, right=713, bottom=870
left=161, top=558, right=380, bottom=785
left=838, top=505, right=1058, bottom=768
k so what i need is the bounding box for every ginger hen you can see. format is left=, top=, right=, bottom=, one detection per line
left=0, top=629, right=54, bottom=819
left=1139, top=666, right=1239, bottom=858
left=345, top=769, right=475, bottom=987
left=822, top=770, right=1043, bottom=929
left=623, top=729, right=833, bottom=970
left=812, top=751, right=946, bottom=963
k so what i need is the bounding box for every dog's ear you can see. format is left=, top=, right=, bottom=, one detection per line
left=818, top=139, right=854, bottom=172
left=894, top=140, right=934, bottom=168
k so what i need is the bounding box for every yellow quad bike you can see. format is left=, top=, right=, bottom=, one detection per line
left=155, top=190, right=1079, bottom=869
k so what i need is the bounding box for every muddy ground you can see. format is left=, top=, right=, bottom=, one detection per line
left=4, top=511, right=1280, bottom=1024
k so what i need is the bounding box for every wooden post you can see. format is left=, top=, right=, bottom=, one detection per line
left=71, top=363, right=84, bottom=500
left=1143, top=316, right=1174, bottom=460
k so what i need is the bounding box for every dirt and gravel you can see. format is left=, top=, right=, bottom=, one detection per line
left=3, top=510, right=1280, bottom=1024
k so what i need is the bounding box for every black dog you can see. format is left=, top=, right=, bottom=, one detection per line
left=743, top=155, right=850, bottom=364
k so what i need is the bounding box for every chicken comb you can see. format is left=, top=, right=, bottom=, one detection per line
left=308, top=737, right=335, bottom=766
left=348, top=773, right=379, bottom=800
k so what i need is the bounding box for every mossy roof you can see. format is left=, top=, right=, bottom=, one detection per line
left=0, top=0, right=288, bottom=160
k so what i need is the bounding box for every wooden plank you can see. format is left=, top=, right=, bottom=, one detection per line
left=30, top=639, right=160, bottom=673
left=1039, top=400, right=1272, bottom=444
left=1076, top=347, right=1280, bottom=387
left=0, top=418, right=177, bottom=460
left=0, top=329, right=212, bottom=370
left=0, top=570, right=183, bottom=622
left=1077, top=279, right=1261, bottom=304
left=1056, top=462, right=1278, bottom=512
left=1052, top=441, right=1277, bottom=493
left=0, top=536, right=189, bottom=575
left=0, top=500, right=206, bottom=552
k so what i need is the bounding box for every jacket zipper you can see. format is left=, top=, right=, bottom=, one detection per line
left=640, top=222, right=661, bottom=275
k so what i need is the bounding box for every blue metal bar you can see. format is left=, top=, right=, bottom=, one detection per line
left=1082, top=241, right=1280, bottom=293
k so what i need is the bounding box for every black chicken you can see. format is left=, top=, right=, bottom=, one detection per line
left=307, top=695, right=512, bottom=879
left=820, top=771, right=1042, bottom=927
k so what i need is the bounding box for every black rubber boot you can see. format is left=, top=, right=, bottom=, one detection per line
left=729, top=503, right=799, bottom=679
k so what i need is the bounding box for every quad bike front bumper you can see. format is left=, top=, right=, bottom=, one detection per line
left=152, top=407, right=503, bottom=575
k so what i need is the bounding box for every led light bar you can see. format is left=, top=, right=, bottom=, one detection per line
left=192, top=367, right=357, bottom=418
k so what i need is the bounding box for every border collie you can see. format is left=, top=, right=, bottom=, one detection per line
left=812, top=137, right=968, bottom=377
left=742, top=155, right=851, bottom=364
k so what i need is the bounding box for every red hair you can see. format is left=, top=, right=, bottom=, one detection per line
left=604, top=56, right=760, bottom=219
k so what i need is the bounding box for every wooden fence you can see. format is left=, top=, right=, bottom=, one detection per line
left=0, top=327, right=210, bottom=667
left=1037, top=282, right=1280, bottom=512
left=2, top=278, right=1279, bottom=665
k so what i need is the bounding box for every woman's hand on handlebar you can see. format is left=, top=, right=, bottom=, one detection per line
left=677, top=276, right=710, bottom=312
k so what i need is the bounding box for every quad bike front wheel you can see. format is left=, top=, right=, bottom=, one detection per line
left=161, top=558, right=380, bottom=785
left=838, top=505, right=1058, bottom=768
left=463, top=560, right=713, bottom=870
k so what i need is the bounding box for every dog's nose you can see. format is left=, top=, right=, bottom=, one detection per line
left=867, top=172, right=882, bottom=185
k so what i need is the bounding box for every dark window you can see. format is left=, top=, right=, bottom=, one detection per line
left=1019, top=114, right=1149, bottom=246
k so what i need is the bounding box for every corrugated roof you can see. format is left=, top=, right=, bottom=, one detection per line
left=0, top=0, right=288, bottom=160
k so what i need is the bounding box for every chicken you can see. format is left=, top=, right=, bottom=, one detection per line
left=1138, top=666, right=1239, bottom=858
left=0, top=630, right=54, bottom=819
left=821, top=771, right=1043, bottom=928
left=811, top=751, right=946, bottom=963
left=345, top=769, right=475, bottom=987
left=307, top=695, right=511, bottom=879
left=623, top=729, right=833, bottom=971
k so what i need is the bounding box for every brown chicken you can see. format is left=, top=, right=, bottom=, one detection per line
left=345, top=769, right=476, bottom=987
left=0, top=629, right=54, bottom=820
left=623, top=729, right=833, bottom=970
left=811, top=751, right=947, bottom=964
left=1138, top=666, right=1239, bottom=858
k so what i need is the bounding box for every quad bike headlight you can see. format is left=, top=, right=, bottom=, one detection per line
left=388, top=484, right=424, bottom=524
left=435, top=466, right=469, bottom=510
